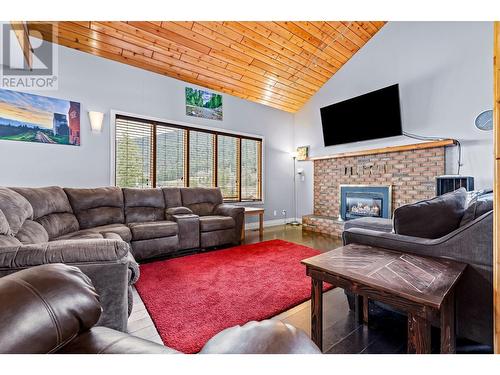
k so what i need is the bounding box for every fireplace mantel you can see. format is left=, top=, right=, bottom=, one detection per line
left=307, top=139, right=456, bottom=161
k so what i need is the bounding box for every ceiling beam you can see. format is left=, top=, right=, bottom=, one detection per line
left=10, top=21, right=33, bottom=70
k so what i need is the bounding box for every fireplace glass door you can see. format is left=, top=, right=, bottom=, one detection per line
left=345, top=193, right=383, bottom=220
left=339, top=185, right=392, bottom=221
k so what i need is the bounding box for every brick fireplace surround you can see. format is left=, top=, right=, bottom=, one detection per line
left=302, top=145, right=447, bottom=237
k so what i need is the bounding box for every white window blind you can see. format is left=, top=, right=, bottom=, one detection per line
left=217, top=135, right=239, bottom=200
left=156, top=125, right=186, bottom=187
left=115, top=117, right=153, bottom=188
left=241, top=138, right=261, bottom=200
left=115, top=115, right=262, bottom=201
left=189, top=130, right=215, bottom=188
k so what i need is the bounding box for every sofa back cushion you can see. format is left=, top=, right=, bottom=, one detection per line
left=64, top=187, right=124, bottom=229
left=0, top=187, right=33, bottom=235
left=180, top=188, right=223, bottom=216
left=15, top=220, right=50, bottom=244
left=123, top=188, right=165, bottom=223
left=0, top=235, right=22, bottom=247
left=393, top=187, right=468, bottom=239
left=11, top=187, right=78, bottom=240
left=0, top=209, right=11, bottom=236
left=162, top=188, right=183, bottom=209
left=460, top=193, right=493, bottom=227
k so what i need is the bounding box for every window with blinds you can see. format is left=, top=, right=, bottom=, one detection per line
left=189, top=130, right=215, bottom=188
left=217, top=135, right=239, bottom=200
left=115, top=117, right=153, bottom=188
left=241, top=138, right=262, bottom=200
left=114, top=115, right=262, bottom=201
left=156, top=126, right=186, bottom=187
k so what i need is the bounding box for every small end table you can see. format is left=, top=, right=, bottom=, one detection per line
left=241, top=207, right=265, bottom=240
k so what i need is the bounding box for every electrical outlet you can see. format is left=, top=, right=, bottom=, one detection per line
left=273, top=210, right=277, bottom=216
left=282, top=210, right=287, bottom=216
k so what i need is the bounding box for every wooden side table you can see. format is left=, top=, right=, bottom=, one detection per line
left=241, top=207, right=265, bottom=240
left=302, top=244, right=466, bottom=354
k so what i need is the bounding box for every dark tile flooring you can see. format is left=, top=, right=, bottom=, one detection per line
left=128, top=225, right=492, bottom=353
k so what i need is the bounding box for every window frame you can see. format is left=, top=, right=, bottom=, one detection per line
left=110, top=111, right=264, bottom=203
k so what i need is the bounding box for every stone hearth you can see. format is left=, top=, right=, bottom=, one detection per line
left=302, top=145, right=446, bottom=237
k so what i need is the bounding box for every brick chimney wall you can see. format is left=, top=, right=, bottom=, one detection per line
left=303, top=146, right=446, bottom=237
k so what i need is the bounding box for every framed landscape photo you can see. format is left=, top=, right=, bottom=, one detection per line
left=185, top=87, right=223, bottom=121
left=297, top=146, right=309, bottom=161
left=0, top=88, right=81, bottom=146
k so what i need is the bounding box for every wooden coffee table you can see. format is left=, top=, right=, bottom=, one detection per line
left=301, top=244, right=466, bottom=354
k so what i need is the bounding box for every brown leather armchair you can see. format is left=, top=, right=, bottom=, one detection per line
left=0, top=264, right=320, bottom=354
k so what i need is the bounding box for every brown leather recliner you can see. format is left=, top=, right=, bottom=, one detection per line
left=0, top=264, right=321, bottom=354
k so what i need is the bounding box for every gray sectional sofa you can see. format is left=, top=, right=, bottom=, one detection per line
left=0, top=186, right=244, bottom=332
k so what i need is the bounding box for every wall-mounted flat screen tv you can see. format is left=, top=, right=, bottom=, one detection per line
left=320, top=84, right=402, bottom=147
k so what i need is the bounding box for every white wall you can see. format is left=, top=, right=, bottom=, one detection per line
left=0, top=43, right=295, bottom=222
left=293, top=21, right=494, bottom=217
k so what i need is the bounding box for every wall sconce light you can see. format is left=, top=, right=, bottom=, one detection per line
left=88, top=111, right=104, bottom=134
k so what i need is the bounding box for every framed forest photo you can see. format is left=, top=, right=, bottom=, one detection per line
left=185, top=87, right=223, bottom=121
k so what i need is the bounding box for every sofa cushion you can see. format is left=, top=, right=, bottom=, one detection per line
left=11, top=186, right=73, bottom=218
left=0, top=235, right=22, bottom=247
left=199, top=216, right=235, bottom=232
left=128, top=221, right=178, bottom=241
left=15, top=220, right=49, bottom=244
left=102, top=232, right=123, bottom=241
left=90, top=224, right=132, bottom=242
left=180, top=188, right=223, bottom=216
left=393, top=187, right=468, bottom=239
left=123, top=188, right=165, bottom=223
left=0, top=210, right=11, bottom=236
left=36, top=213, right=79, bottom=240
left=54, top=230, right=105, bottom=241
left=162, top=188, right=183, bottom=209
left=0, top=187, right=33, bottom=235
left=343, top=217, right=393, bottom=233
left=460, top=193, right=493, bottom=227
left=65, top=187, right=124, bottom=229
left=11, top=186, right=79, bottom=239
left=55, top=224, right=132, bottom=242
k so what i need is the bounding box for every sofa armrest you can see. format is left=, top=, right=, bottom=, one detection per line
left=165, top=206, right=193, bottom=222
left=214, top=204, right=244, bottom=243
left=0, top=239, right=130, bottom=269
left=0, top=264, right=102, bottom=354
left=200, top=320, right=321, bottom=354
left=125, top=251, right=140, bottom=284
left=214, top=204, right=244, bottom=218
left=0, top=239, right=133, bottom=332
left=342, top=211, right=493, bottom=267
left=166, top=206, right=193, bottom=215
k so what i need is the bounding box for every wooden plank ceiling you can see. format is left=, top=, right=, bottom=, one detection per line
left=27, top=21, right=385, bottom=112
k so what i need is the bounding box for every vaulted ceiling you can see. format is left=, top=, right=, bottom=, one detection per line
left=27, top=21, right=385, bottom=112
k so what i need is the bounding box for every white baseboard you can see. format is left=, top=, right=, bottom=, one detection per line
left=245, top=217, right=302, bottom=230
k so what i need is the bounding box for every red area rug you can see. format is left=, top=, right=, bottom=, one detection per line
left=135, top=239, right=328, bottom=353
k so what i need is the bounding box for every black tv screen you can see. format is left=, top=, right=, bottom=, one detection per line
left=320, top=84, right=402, bottom=147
